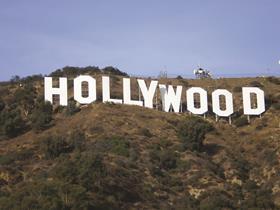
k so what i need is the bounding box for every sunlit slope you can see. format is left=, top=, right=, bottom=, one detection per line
left=0, top=69, right=279, bottom=209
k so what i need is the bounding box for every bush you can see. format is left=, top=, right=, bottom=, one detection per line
left=14, top=83, right=37, bottom=116
left=233, top=86, right=242, bottom=92
left=20, top=74, right=43, bottom=84
left=272, top=102, right=280, bottom=110
left=0, top=99, right=5, bottom=112
left=102, top=66, right=128, bottom=76
left=199, top=190, right=234, bottom=210
left=66, top=100, right=80, bottom=116
left=234, top=116, right=249, bottom=127
left=159, top=150, right=178, bottom=170
left=242, top=181, right=276, bottom=209
left=0, top=180, right=93, bottom=210
left=0, top=149, right=33, bottom=165
left=94, top=137, right=130, bottom=157
left=49, top=152, right=145, bottom=208
left=49, top=66, right=101, bottom=77
left=267, top=76, right=280, bottom=85
left=248, top=81, right=263, bottom=88
left=67, top=130, right=86, bottom=152
left=1, top=109, right=25, bottom=137
left=40, top=135, right=70, bottom=159
left=41, top=131, right=86, bottom=159
left=149, top=148, right=178, bottom=171
left=106, top=137, right=130, bottom=157
left=31, top=101, right=53, bottom=131
left=0, top=153, right=15, bottom=165
left=140, top=128, right=153, bottom=137
left=178, top=117, right=214, bottom=151
left=10, top=75, right=20, bottom=83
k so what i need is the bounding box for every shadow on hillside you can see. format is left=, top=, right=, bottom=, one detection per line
left=203, top=143, right=223, bottom=156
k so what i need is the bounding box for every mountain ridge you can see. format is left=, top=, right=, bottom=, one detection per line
left=0, top=68, right=279, bottom=209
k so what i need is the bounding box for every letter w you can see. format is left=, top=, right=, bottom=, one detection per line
left=159, top=85, right=182, bottom=113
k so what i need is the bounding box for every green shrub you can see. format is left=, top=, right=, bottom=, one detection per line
left=234, top=116, right=249, bottom=127
left=272, top=102, right=280, bottom=110
left=67, top=130, right=86, bottom=152
left=102, top=66, right=128, bottom=76
left=40, top=135, right=70, bottom=159
left=267, top=76, right=280, bottom=85
left=249, top=80, right=263, bottom=88
left=94, top=137, right=130, bottom=157
left=173, top=193, right=198, bottom=209
left=41, top=131, right=86, bottom=159
left=31, top=101, right=53, bottom=131
left=233, top=86, right=242, bottom=92
left=0, top=180, right=93, bottom=210
left=0, top=153, right=15, bottom=165
left=49, top=66, right=101, bottom=77
left=178, top=117, right=214, bottom=151
left=14, top=83, right=37, bottom=115
left=159, top=150, right=178, bottom=170
left=0, top=149, right=33, bottom=165
left=199, top=190, right=233, bottom=210
left=149, top=148, right=178, bottom=171
left=66, top=100, right=80, bottom=116
left=107, top=137, right=130, bottom=157
left=1, top=109, right=25, bottom=137
left=241, top=181, right=276, bottom=209
left=140, top=128, right=153, bottom=137
left=0, top=99, right=5, bottom=112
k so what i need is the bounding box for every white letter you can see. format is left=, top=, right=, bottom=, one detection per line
left=212, top=89, right=233, bottom=117
left=137, top=79, right=158, bottom=108
left=186, top=87, right=208, bottom=114
left=123, top=78, right=143, bottom=106
left=102, top=76, right=122, bottom=104
left=44, top=77, right=68, bottom=106
left=159, top=85, right=182, bottom=113
left=74, top=75, right=96, bottom=104
left=242, top=87, right=265, bottom=115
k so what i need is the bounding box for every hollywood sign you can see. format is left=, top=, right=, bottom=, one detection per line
left=44, top=76, right=265, bottom=117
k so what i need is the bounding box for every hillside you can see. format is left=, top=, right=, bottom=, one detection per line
left=0, top=67, right=280, bottom=210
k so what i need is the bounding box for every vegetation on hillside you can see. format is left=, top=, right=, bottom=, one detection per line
left=0, top=69, right=279, bottom=209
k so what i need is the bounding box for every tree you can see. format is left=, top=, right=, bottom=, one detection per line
left=0, top=98, right=5, bottom=112
left=14, top=84, right=37, bottom=116
left=178, top=117, right=214, bottom=151
left=2, top=109, right=25, bottom=137
left=41, top=135, right=69, bottom=159
left=40, top=130, right=86, bottom=159
left=67, top=130, right=86, bottom=151
left=31, top=100, right=53, bottom=131
left=65, top=100, right=80, bottom=116
left=10, top=75, right=20, bottom=83
left=199, top=190, right=234, bottom=210
left=102, top=66, right=128, bottom=76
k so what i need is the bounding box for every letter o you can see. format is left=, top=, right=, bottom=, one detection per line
left=186, top=87, right=208, bottom=114
left=74, top=75, right=96, bottom=104
left=212, top=89, right=233, bottom=117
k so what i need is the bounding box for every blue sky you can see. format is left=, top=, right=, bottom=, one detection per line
left=0, top=0, right=279, bottom=81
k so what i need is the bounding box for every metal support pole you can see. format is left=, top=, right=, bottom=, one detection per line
left=155, top=90, right=158, bottom=110
left=138, top=86, right=141, bottom=101
left=180, top=101, right=183, bottom=113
